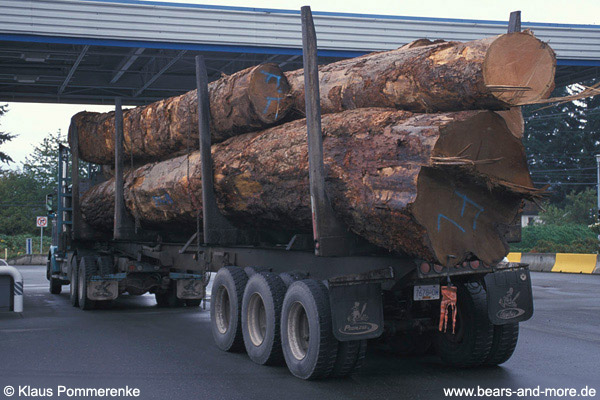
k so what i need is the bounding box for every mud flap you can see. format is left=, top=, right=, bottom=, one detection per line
left=176, top=279, right=205, bottom=299
left=485, top=267, right=533, bottom=325
left=329, top=283, right=384, bottom=341
left=87, top=281, right=118, bottom=301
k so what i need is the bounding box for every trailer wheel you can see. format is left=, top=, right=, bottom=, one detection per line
left=211, top=266, right=249, bottom=352
left=242, top=272, right=286, bottom=365
left=331, top=340, right=368, bottom=377
left=48, top=257, right=62, bottom=295
left=70, top=257, right=79, bottom=307
left=281, top=280, right=338, bottom=380
left=49, top=275, right=62, bottom=294
left=434, top=282, right=493, bottom=367
left=97, top=256, right=113, bottom=276
left=279, top=271, right=308, bottom=288
left=484, top=323, right=519, bottom=366
left=78, top=256, right=97, bottom=310
left=156, top=282, right=184, bottom=308
left=185, top=299, right=201, bottom=307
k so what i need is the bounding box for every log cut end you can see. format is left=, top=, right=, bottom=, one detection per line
left=247, top=63, right=292, bottom=125
left=483, top=31, right=556, bottom=105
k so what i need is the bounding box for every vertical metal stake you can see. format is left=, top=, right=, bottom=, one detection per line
left=301, top=6, right=356, bottom=257
left=508, top=11, right=521, bottom=33
left=113, top=97, right=134, bottom=240
left=196, top=55, right=238, bottom=245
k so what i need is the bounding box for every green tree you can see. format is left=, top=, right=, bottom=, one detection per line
left=22, top=129, right=66, bottom=191
left=539, top=188, right=597, bottom=225
left=0, top=104, right=17, bottom=164
left=0, top=169, right=47, bottom=235
left=523, top=79, right=600, bottom=204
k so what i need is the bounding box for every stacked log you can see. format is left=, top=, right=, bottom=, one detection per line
left=70, top=63, right=292, bottom=164
left=76, top=31, right=557, bottom=266
left=72, top=31, right=554, bottom=165
left=81, top=108, right=536, bottom=266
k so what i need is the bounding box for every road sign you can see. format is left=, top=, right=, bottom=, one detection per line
left=26, top=238, right=32, bottom=255
left=36, top=216, right=48, bottom=228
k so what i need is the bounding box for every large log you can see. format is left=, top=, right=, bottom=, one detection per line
left=81, top=108, right=535, bottom=266
left=285, top=31, right=555, bottom=115
left=71, top=63, right=292, bottom=164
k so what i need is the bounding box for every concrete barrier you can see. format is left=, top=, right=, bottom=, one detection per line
left=508, top=252, right=599, bottom=274
left=7, top=254, right=46, bottom=266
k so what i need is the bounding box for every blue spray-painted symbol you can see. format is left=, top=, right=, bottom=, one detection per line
left=152, top=193, right=174, bottom=206
left=437, top=191, right=484, bottom=233
left=454, top=191, right=484, bottom=230
left=260, top=70, right=284, bottom=118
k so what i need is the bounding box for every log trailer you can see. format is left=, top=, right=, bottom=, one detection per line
left=46, top=8, right=534, bottom=379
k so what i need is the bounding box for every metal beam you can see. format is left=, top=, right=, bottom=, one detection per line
left=58, top=45, right=89, bottom=95
left=279, top=55, right=300, bottom=68
left=133, top=50, right=186, bottom=97
left=110, top=48, right=145, bottom=84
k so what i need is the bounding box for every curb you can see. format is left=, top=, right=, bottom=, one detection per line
left=508, top=252, right=600, bottom=274
left=7, top=254, right=46, bottom=266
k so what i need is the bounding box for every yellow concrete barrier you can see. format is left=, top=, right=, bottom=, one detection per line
left=506, top=252, right=522, bottom=263
left=551, top=253, right=598, bottom=274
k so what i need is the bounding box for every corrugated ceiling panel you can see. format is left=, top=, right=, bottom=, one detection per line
left=0, top=0, right=598, bottom=60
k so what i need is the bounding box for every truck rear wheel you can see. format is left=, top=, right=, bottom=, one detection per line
left=70, top=257, right=79, bottom=307
left=281, top=280, right=338, bottom=380
left=49, top=276, right=62, bottom=294
left=211, top=266, right=248, bottom=352
left=242, top=272, right=286, bottom=365
left=434, top=282, right=494, bottom=367
left=48, top=258, right=61, bottom=294
left=484, top=323, right=519, bottom=366
left=331, top=340, right=367, bottom=377
left=78, top=256, right=97, bottom=311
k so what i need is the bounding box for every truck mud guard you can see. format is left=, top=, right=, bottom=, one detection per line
left=484, top=267, right=533, bottom=325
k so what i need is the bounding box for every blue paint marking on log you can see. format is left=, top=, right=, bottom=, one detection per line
left=263, top=96, right=284, bottom=118
left=152, top=193, right=174, bottom=206
left=259, top=70, right=284, bottom=118
left=260, top=70, right=282, bottom=90
left=454, top=191, right=484, bottom=230
left=437, top=214, right=465, bottom=233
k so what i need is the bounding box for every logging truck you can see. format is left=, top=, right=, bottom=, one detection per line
left=44, top=8, right=542, bottom=380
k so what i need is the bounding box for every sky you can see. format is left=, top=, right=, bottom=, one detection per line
left=1, top=0, right=599, bottom=167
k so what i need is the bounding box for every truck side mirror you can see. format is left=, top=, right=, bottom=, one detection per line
left=45, top=193, right=55, bottom=214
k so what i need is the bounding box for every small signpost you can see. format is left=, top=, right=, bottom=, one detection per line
left=26, top=238, right=32, bottom=255
left=36, top=216, right=48, bottom=254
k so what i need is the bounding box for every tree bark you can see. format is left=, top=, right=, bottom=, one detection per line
left=285, top=31, right=555, bottom=115
left=81, top=108, right=534, bottom=266
left=71, top=63, right=292, bottom=164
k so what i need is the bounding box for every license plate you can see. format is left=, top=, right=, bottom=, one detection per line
left=414, top=284, right=440, bottom=301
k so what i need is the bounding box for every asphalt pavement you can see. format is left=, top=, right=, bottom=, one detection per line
left=1, top=266, right=599, bottom=400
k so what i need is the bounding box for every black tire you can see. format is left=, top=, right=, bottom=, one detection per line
left=211, top=266, right=249, bottom=352
left=279, top=271, right=308, bottom=288
left=484, top=323, right=519, bottom=366
left=48, top=257, right=62, bottom=294
left=70, top=257, right=79, bottom=307
left=389, top=332, right=432, bottom=356
left=155, top=281, right=185, bottom=308
left=155, top=292, right=169, bottom=308
left=185, top=299, right=202, bottom=307
left=49, top=275, right=62, bottom=294
left=242, top=272, right=287, bottom=365
left=281, top=279, right=338, bottom=380
left=78, top=256, right=97, bottom=310
left=331, top=340, right=368, bottom=377
left=244, top=266, right=270, bottom=277
left=97, top=256, right=113, bottom=276
left=434, top=282, right=494, bottom=367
